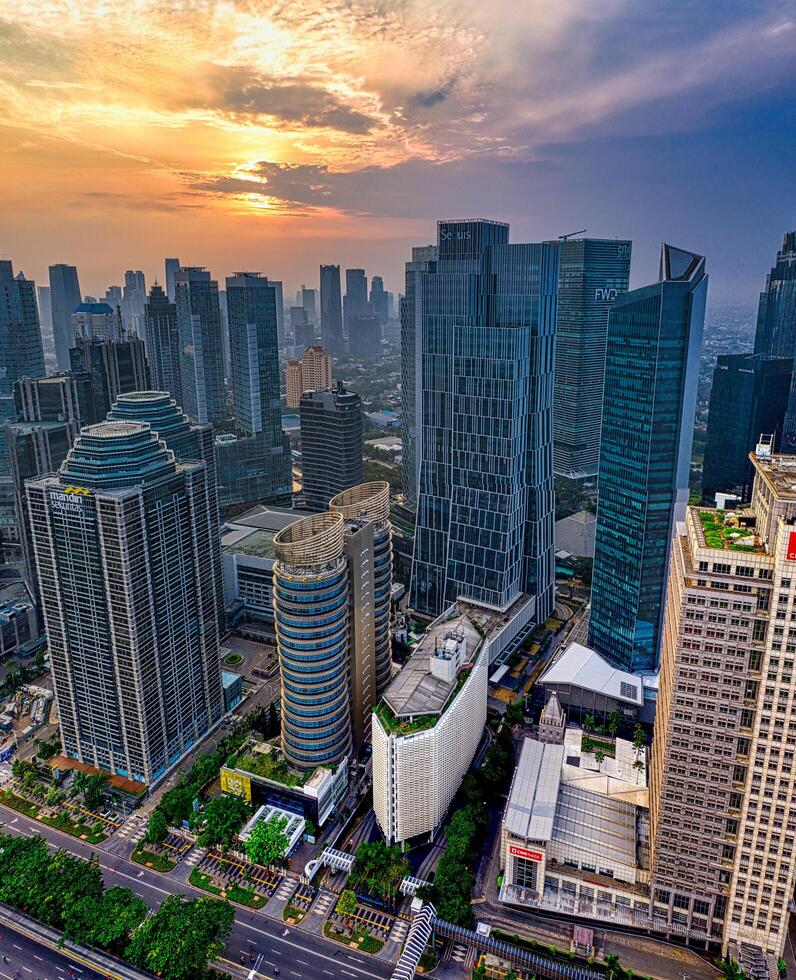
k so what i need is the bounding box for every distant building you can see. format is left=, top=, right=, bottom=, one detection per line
left=588, top=245, right=707, bottom=673
left=143, top=284, right=181, bottom=405
left=553, top=238, right=632, bottom=480
left=28, top=421, right=224, bottom=784
left=121, top=270, right=146, bottom=335
left=284, top=345, right=333, bottom=409
left=36, top=286, right=52, bottom=347
left=164, top=257, right=180, bottom=302
left=320, top=264, right=344, bottom=353
left=300, top=383, right=363, bottom=511
left=348, top=314, right=381, bottom=356
left=370, top=275, right=389, bottom=323
left=366, top=408, right=400, bottom=431
left=69, top=334, right=150, bottom=422
left=301, top=286, right=317, bottom=325
left=174, top=266, right=226, bottom=425
left=0, top=259, right=45, bottom=407
left=214, top=431, right=292, bottom=512
left=344, top=269, right=369, bottom=342
left=290, top=306, right=314, bottom=348
left=702, top=353, right=792, bottom=503
left=71, top=301, right=119, bottom=342
left=554, top=510, right=597, bottom=559
left=372, top=604, right=488, bottom=845
left=48, top=264, right=82, bottom=371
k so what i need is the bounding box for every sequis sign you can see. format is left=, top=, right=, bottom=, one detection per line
left=509, top=844, right=543, bottom=862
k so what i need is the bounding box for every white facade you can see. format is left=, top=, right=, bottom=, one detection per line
left=372, top=639, right=487, bottom=845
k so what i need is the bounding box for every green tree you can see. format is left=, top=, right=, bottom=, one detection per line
left=68, top=769, right=90, bottom=800
left=603, top=953, right=634, bottom=980
left=472, top=961, right=487, bottom=980
left=35, top=650, right=47, bottom=669
left=583, top=713, right=596, bottom=734
left=594, top=749, right=606, bottom=765
left=145, top=809, right=169, bottom=846
left=125, top=894, right=234, bottom=980
left=0, top=833, right=51, bottom=914
left=350, top=840, right=410, bottom=906
left=632, top=723, right=646, bottom=752
left=44, top=786, right=64, bottom=807
left=82, top=772, right=110, bottom=811
left=190, top=794, right=250, bottom=849
left=244, top=815, right=290, bottom=867
left=607, top=710, right=621, bottom=738
left=336, top=889, right=357, bottom=917
left=716, top=959, right=748, bottom=980
left=582, top=735, right=594, bottom=754
left=63, top=886, right=147, bottom=953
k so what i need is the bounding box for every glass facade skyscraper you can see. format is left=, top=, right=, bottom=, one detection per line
left=48, top=264, right=82, bottom=371
left=588, top=244, right=707, bottom=673
left=300, top=383, right=363, bottom=512
left=553, top=238, right=632, bottom=479
left=320, top=264, right=343, bottom=353
left=409, top=219, right=557, bottom=622
left=174, top=266, right=226, bottom=426
left=143, top=284, right=181, bottom=405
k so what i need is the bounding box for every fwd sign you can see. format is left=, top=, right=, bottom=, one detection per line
left=594, top=287, right=618, bottom=301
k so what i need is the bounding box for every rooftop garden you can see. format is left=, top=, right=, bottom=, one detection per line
left=698, top=510, right=760, bottom=553
left=374, top=701, right=438, bottom=737
left=229, top=745, right=312, bottom=788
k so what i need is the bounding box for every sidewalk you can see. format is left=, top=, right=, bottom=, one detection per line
left=0, top=902, right=150, bottom=980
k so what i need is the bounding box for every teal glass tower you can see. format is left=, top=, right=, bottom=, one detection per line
left=588, top=244, right=707, bottom=673
left=174, top=266, right=226, bottom=426
left=409, top=219, right=558, bottom=622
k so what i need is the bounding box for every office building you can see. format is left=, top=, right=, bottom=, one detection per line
left=553, top=238, right=632, bottom=480
left=409, top=219, right=557, bottom=624
left=588, top=244, right=707, bottom=673
left=27, top=420, right=224, bottom=784
left=122, top=270, right=146, bottom=335
left=143, top=284, right=181, bottom=404
left=69, top=334, right=150, bottom=422
left=399, top=245, right=437, bottom=504
left=370, top=275, right=388, bottom=323
left=301, top=286, right=317, bottom=325
left=649, top=450, right=796, bottom=970
left=225, top=273, right=283, bottom=438
left=174, top=266, right=226, bottom=425
left=0, top=261, right=45, bottom=405
left=285, top=345, right=333, bottom=409
left=702, top=353, right=792, bottom=503
left=214, top=431, right=292, bottom=512
left=14, top=373, right=95, bottom=426
left=48, top=264, right=82, bottom=371
left=164, top=258, right=180, bottom=302
left=348, top=314, right=381, bottom=357
left=330, top=482, right=393, bottom=748
left=271, top=280, right=285, bottom=346
left=36, top=286, right=52, bottom=349
left=320, top=264, right=344, bottom=353
left=272, top=512, right=354, bottom=770
left=344, top=269, right=368, bottom=341
left=71, top=301, right=119, bottom=342
left=299, top=383, right=363, bottom=511
left=290, top=306, right=313, bottom=348
left=372, top=603, right=488, bottom=845
left=103, top=284, right=122, bottom=310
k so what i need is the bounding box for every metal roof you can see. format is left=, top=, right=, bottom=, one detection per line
left=504, top=739, right=565, bottom=843
left=539, top=642, right=643, bottom=706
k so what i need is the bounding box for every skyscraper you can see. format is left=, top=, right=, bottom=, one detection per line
left=369, top=275, right=389, bottom=324
left=409, top=219, right=557, bottom=622
left=27, top=420, right=224, bottom=784
left=650, top=450, right=796, bottom=967
left=301, top=286, right=317, bottom=325
left=122, top=270, right=146, bottom=335
left=174, top=266, right=226, bottom=425
left=588, top=244, right=707, bottom=673
left=71, top=302, right=119, bottom=342
left=702, top=353, right=792, bottom=503
left=344, top=269, right=368, bottom=341
left=299, top=383, right=363, bottom=511
left=399, top=245, right=437, bottom=505
left=271, top=279, right=285, bottom=346
left=553, top=238, right=632, bottom=479
left=348, top=315, right=381, bottom=357
left=320, top=264, right=343, bottom=353
left=164, top=258, right=180, bottom=302
left=143, top=284, right=181, bottom=405
left=36, top=285, right=52, bottom=349
left=48, top=264, right=82, bottom=371
left=69, top=334, right=150, bottom=422
left=284, top=345, right=333, bottom=409
left=0, top=260, right=45, bottom=402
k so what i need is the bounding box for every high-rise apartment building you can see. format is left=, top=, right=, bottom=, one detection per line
left=299, top=383, right=363, bottom=511
left=702, top=353, right=792, bottom=504
left=27, top=421, right=224, bottom=784
left=399, top=245, right=437, bottom=505
left=553, top=238, right=632, bottom=480
left=320, top=265, right=344, bottom=353
left=285, top=345, right=333, bottom=409
left=164, top=258, right=180, bottom=302
left=409, top=219, right=557, bottom=622
left=48, top=264, right=82, bottom=371
left=174, top=266, right=226, bottom=425
left=588, top=245, right=707, bottom=673
left=650, top=450, right=796, bottom=967
left=143, top=284, right=181, bottom=405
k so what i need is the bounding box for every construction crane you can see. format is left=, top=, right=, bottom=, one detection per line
left=558, top=228, right=587, bottom=241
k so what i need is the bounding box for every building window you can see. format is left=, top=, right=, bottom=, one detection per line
left=514, top=857, right=539, bottom=891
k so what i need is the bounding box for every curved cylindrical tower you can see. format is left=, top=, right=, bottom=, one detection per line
left=329, top=482, right=393, bottom=697
left=273, top=512, right=352, bottom=769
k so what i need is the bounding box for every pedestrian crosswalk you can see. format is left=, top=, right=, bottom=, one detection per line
left=310, top=890, right=336, bottom=917
left=274, top=877, right=297, bottom=902
left=184, top=847, right=205, bottom=868
left=388, top=918, right=410, bottom=946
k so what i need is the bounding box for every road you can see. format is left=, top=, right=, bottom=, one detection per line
left=0, top=806, right=391, bottom=980
left=0, top=919, right=106, bottom=980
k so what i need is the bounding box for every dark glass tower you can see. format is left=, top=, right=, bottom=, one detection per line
left=320, top=264, right=343, bottom=353
left=409, top=219, right=558, bottom=621
left=69, top=334, right=150, bottom=422
left=48, top=264, right=82, bottom=371
left=702, top=353, right=792, bottom=503
left=344, top=268, right=368, bottom=342
left=174, top=267, right=226, bottom=425
left=588, top=244, right=707, bottom=673
left=0, top=260, right=45, bottom=399
left=143, top=284, right=181, bottom=405
left=27, top=421, right=224, bottom=784
left=300, top=383, right=363, bottom=511
left=553, top=238, right=632, bottom=479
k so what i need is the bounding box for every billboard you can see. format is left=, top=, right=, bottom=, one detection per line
left=509, top=844, right=543, bottom=862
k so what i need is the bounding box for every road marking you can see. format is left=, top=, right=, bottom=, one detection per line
left=12, top=945, right=21, bottom=950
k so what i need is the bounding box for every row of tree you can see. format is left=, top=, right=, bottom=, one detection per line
left=0, top=831, right=234, bottom=978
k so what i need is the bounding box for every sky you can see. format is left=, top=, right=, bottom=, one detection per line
left=1, top=1, right=795, bottom=303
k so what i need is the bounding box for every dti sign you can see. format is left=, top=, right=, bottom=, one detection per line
left=594, top=287, right=618, bottom=301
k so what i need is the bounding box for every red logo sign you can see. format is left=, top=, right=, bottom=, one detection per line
left=509, top=845, right=543, bottom=862
left=788, top=532, right=796, bottom=561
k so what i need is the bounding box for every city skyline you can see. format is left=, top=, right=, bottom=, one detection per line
left=1, top=3, right=794, bottom=303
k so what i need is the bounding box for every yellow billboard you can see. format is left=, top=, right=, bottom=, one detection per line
left=220, top=768, right=252, bottom=802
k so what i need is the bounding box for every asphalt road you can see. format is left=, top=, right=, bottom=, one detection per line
left=0, top=806, right=391, bottom=980
left=0, top=919, right=106, bottom=980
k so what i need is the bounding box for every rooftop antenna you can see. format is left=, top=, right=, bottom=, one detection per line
left=558, top=228, right=588, bottom=241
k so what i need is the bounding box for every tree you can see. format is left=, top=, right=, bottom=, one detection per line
left=35, top=651, right=46, bottom=669
left=350, top=840, right=410, bottom=906
left=472, top=961, right=487, bottom=980
left=582, top=735, right=594, bottom=755
left=583, top=714, right=596, bottom=734
left=63, top=887, right=147, bottom=953
left=594, top=750, right=606, bottom=765
left=244, top=815, right=290, bottom=867
left=716, top=959, right=748, bottom=980
left=632, top=723, right=646, bottom=752
left=603, top=953, right=633, bottom=980
left=190, top=794, right=250, bottom=849
left=68, top=770, right=90, bottom=801
left=82, top=772, right=110, bottom=811
left=607, top=710, right=620, bottom=738
left=336, top=889, right=357, bottom=917
left=44, top=786, right=64, bottom=808
left=145, top=809, right=169, bottom=846
left=125, top=894, right=234, bottom=980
